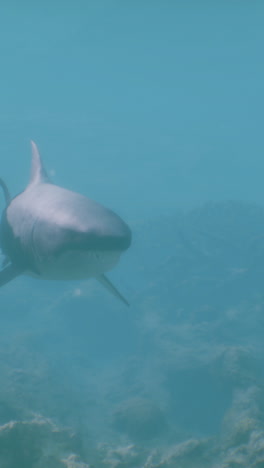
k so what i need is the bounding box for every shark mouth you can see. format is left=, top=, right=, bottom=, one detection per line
left=27, top=249, right=122, bottom=280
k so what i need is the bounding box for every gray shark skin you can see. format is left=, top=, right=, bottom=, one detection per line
left=0, top=141, right=131, bottom=306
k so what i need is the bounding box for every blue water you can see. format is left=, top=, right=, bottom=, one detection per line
left=0, top=2, right=264, bottom=467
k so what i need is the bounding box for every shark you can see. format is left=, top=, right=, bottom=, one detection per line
left=0, top=141, right=131, bottom=305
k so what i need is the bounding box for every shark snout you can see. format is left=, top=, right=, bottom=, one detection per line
left=91, top=217, right=132, bottom=251
left=111, top=223, right=131, bottom=251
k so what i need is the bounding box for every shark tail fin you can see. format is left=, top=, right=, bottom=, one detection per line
left=97, top=274, right=129, bottom=307
left=29, top=141, right=50, bottom=186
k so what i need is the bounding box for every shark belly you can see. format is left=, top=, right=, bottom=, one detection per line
left=27, top=250, right=121, bottom=280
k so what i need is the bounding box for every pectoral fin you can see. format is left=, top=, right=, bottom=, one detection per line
left=0, top=263, right=22, bottom=288
left=97, top=274, right=129, bottom=307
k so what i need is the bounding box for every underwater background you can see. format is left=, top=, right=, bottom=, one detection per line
left=0, top=2, right=264, bottom=467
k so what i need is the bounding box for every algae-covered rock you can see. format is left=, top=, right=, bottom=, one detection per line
left=2, top=200, right=264, bottom=467
left=0, top=416, right=85, bottom=468
left=61, top=453, right=91, bottom=468
left=112, top=397, right=167, bottom=441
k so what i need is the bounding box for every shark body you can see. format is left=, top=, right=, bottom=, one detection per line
left=0, top=142, right=131, bottom=305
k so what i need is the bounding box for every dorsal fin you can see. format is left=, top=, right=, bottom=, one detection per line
left=29, top=140, right=50, bottom=185
left=0, top=178, right=11, bottom=205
